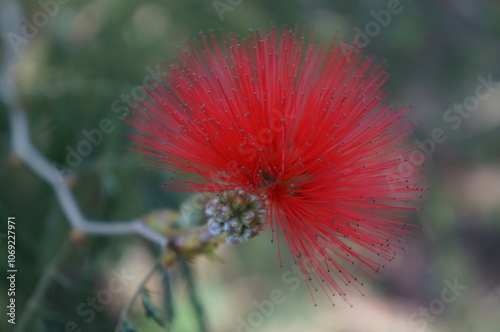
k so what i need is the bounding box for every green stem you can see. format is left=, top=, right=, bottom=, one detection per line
left=114, top=263, right=160, bottom=332
left=161, top=268, right=175, bottom=326
left=179, top=258, right=207, bottom=332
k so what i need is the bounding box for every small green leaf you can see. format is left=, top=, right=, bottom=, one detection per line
left=120, top=320, right=139, bottom=332
left=141, top=290, right=167, bottom=328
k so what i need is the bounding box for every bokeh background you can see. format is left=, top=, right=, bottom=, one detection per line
left=1, top=0, right=500, bottom=331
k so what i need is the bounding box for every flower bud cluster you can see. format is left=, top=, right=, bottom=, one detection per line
left=205, top=190, right=267, bottom=245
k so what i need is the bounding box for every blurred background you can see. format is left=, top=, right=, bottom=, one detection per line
left=1, top=0, right=500, bottom=331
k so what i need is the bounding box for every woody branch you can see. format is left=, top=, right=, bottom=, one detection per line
left=0, top=0, right=167, bottom=249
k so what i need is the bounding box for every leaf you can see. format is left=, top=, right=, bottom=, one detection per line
left=142, top=209, right=181, bottom=237
left=120, top=321, right=139, bottom=332
left=203, top=249, right=225, bottom=263
left=141, top=290, right=167, bottom=328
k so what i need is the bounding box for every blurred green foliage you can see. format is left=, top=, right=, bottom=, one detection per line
left=1, top=0, right=500, bottom=331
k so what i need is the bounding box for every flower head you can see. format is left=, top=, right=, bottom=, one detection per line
left=128, top=27, right=426, bottom=303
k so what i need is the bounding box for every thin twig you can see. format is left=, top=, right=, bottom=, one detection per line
left=0, top=0, right=167, bottom=249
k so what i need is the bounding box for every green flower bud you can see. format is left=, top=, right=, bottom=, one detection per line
left=205, top=189, right=267, bottom=244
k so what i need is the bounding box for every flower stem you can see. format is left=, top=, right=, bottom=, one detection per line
left=179, top=258, right=208, bottom=332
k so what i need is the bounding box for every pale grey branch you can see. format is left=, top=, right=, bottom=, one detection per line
left=0, top=0, right=167, bottom=249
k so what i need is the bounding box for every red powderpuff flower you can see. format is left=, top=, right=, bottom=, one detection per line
left=128, top=27, right=425, bottom=303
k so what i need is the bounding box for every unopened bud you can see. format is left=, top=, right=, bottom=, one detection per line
left=207, top=218, right=223, bottom=235
left=205, top=189, right=267, bottom=244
